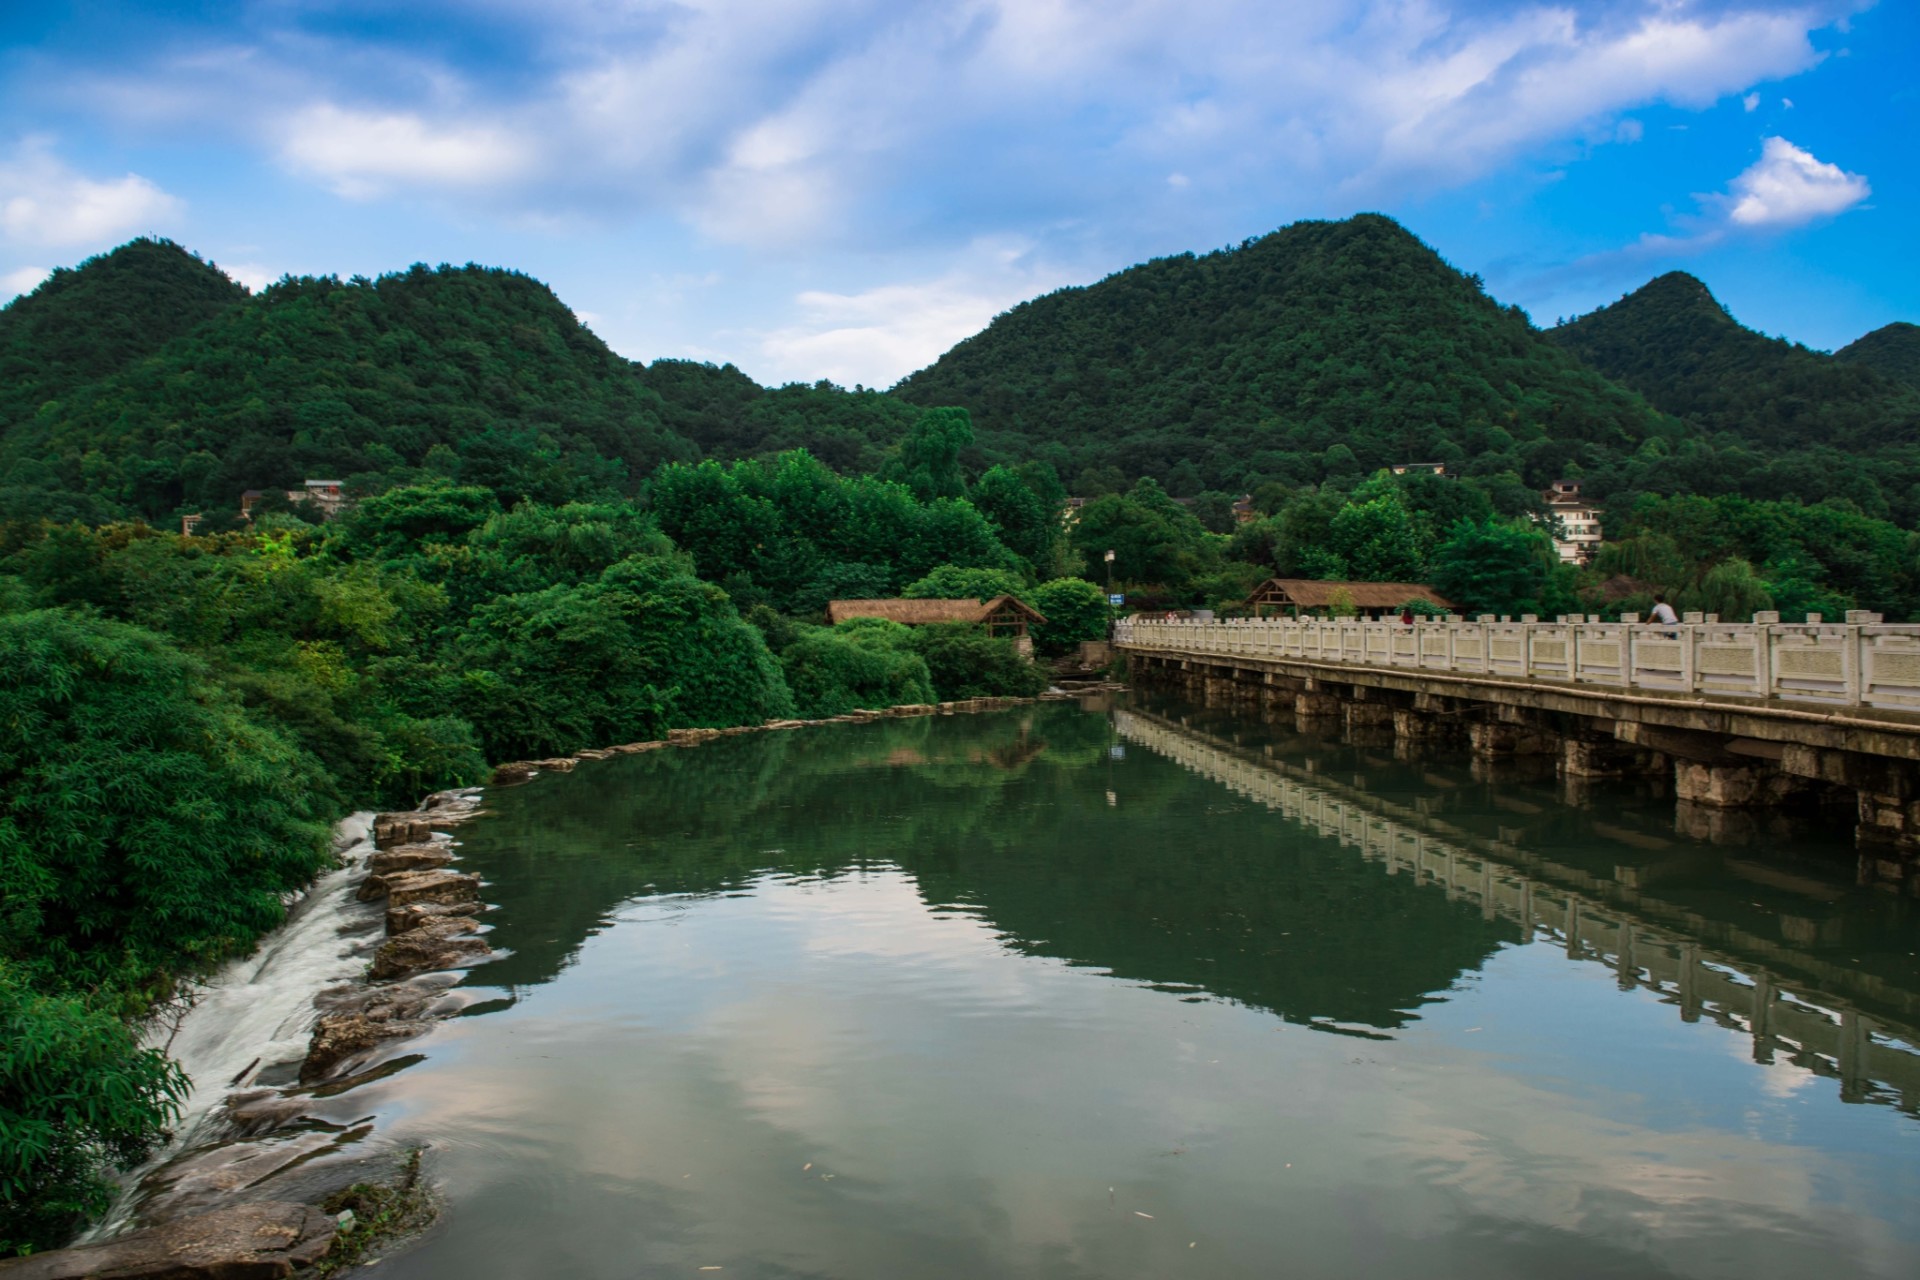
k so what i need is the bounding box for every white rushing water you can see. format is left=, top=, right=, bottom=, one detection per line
left=86, top=811, right=382, bottom=1238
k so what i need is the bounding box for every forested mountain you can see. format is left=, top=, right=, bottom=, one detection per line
left=0, top=259, right=692, bottom=524
left=1550, top=273, right=1920, bottom=452
left=636, top=358, right=916, bottom=475
left=894, top=214, right=1673, bottom=495
left=0, top=239, right=247, bottom=430
left=1838, top=322, right=1920, bottom=386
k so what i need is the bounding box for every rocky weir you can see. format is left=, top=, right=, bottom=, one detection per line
left=0, top=792, right=498, bottom=1280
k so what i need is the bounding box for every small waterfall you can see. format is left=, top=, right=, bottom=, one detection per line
left=86, top=811, right=383, bottom=1238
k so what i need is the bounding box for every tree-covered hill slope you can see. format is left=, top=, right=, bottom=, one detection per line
left=636, top=358, right=917, bottom=475
left=1550, top=273, right=1920, bottom=451
left=1837, top=322, right=1920, bottom=386
left=0, top=239, right=248, bottom=432
left=893, top=214, right=1673, bottom=493
left=0, top=263, right=693, bottom=523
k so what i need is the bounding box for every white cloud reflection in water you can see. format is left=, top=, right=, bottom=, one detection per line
left=355, top=866, right=1920, bottom=1279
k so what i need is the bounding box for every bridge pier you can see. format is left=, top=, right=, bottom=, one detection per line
left=1469, top=719, right=1558, bottom=757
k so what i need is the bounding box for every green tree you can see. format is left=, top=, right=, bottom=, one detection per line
left=888, top=407, right=975, bottom=500
left=903, top=565, right=1028, bottom=601
left=1029, top=578, right=1109, bottom=652
left=0, top=610, right=334, bottom=999
left=1328, top=494, right=1425, bottom=581
left=1687, top=557, right=1773, bottom=621
left=1429, top=519, right=1557, bottom=617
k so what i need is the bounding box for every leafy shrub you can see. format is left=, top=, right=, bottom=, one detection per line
left=0, top=966, right=187, bottom=1256
left=449, top=553, right=794, bottom=759
left=781, top=621, right=936, bottom=717
left=907, top=623, right=1049, bottom=701
left=1029, top=578, right=1108, bottom=652
left=0, top=611, right=334, bottom=1000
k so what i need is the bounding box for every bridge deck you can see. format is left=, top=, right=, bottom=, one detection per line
left=1118, top=617, right=1920, bottom=758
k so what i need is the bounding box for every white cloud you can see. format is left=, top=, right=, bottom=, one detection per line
left=0, top=138, right=180, bottom=248
left=223, top=262, right=276, bottom=292
left=60, top=1, right=1852, bottom=252
left=280, top=103, right=535, bottom=199
left=1, top=264, right=49, bottom=299
left=1724, top=136, right=1868, bottom=229
left=756, top=239, right=1074, bottom=387
left=1743, top=91, right=1762, bottom=111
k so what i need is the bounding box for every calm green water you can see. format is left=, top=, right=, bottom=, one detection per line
left=365, top=695, right=1920, bottom=1280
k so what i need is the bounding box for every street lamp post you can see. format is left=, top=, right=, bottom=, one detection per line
left=1104, top=549, right=1116, bottom=637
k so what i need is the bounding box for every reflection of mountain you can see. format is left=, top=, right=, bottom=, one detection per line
left=1116, top=704, right=1920, bottom=1115
left=451, top=705, right=1514, bottom=1030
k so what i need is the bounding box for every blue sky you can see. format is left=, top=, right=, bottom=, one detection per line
left=0, top=0, right=1910, bottom=388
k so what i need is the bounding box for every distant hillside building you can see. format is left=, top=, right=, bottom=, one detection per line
left=1243, top=579, right=1454, bottom=619
left=240, top=479, right=350, bottom=522
left=1541, top=480, right=1603, bottom=565
left=1389, top=461, right=1450, bottom=477
left=827, top=596, right=1048, bottom=656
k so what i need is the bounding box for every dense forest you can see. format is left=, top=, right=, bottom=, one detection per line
left=1, top=215, right=1917, bottom=1253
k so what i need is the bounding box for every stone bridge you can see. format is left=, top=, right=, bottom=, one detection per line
left=1116, top=615, right=1920, bottom=893
left=1115, top=705, right=1920, bottom=1116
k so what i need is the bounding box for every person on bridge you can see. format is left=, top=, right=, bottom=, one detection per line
left=1649, top=595, right=1679, bottom=626
left=1400, top=606, right=1415, bottom=626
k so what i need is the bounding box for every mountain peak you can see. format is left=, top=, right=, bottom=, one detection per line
left=1837, top=321, right=1920, bottom=386
left=0, top=238, right=248, bottom=428
left=895, top=212, right=1658, bottom=491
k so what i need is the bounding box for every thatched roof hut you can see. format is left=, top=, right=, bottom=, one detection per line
left=1244, top=579, right=1454, bottom=618
left=827, top=596, right=1047, bottom=638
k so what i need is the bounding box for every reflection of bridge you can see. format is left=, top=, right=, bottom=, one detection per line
left=1117, top=617, right=1920, bottom=889
left=1115, top=707, right=1920, bottom=1115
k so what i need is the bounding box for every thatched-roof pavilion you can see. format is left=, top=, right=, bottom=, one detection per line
left=827, top=595, right=1047, bottom=639
left=1244, top=579, right=1454, bottom=619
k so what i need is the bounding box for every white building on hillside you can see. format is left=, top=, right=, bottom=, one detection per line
left=1541, top=479, right=1602, bottom=565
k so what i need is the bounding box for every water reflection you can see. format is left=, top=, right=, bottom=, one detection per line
left=462, top=706, right=1517, bottom=1030
left=364, top=697, right=1920, bottom=1280
left=1116, top=703, right=1920, bottom=1115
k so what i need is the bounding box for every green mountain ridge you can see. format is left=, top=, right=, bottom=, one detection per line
left=1549, top=272, right=1920, bottom=452
left=894, top=214, right=1674, bottom=494
left=3, top=215, right=1917, bottom=532
left=0, top=260, right=693, bottom=523
left=1838, top=321, right=1920, bottom=386
left=0, top=239, right=248, bottom=431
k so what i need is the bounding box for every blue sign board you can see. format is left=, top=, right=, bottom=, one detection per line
left=1108, top=594, right=1125, bottom=605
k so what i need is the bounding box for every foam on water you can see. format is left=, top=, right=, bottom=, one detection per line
left=86, top=811, right=381, bottom=1238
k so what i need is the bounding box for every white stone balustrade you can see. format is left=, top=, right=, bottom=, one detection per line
left=1114, top=610, right=1920, bottom=711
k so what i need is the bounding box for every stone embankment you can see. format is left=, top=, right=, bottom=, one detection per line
left=299, top=794, right=495, bottom=1084
left=487, top=692, right=1123, bottom=785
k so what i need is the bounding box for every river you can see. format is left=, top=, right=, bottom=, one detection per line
left=304, top=694, right=1919, bottom=1279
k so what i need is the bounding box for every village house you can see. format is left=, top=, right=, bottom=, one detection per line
left=1242, top=578, right=1455, bottom=619
left=827, top=596, right=1048, bottom=656
left=239, top=479, right=351, bottom=522
left=1540, top=479, right=1603, bottom=565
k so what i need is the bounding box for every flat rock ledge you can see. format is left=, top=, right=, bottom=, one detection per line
left=0, top=1201, right=334, bottom=1280
left=485, top=689, right=1089, bottom=782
